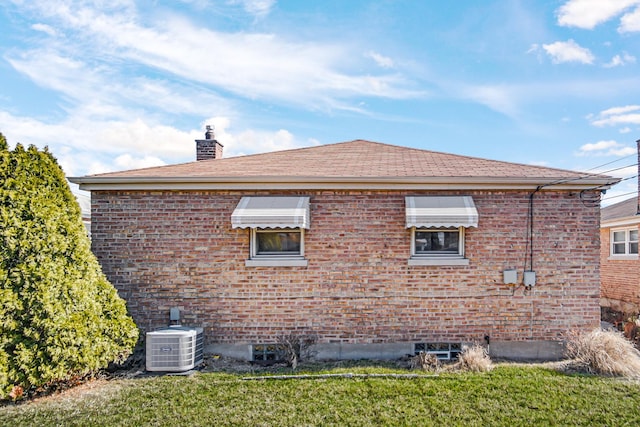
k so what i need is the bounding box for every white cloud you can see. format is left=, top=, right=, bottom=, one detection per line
left=557, top=0, right=640, bottom=29
left=0, top=110, right=314, bottom=176
left=600, top=105, right=640, bottom=116
left=113, top=154, right=166, bottom=170
left=576, top=140, right=636, bottom=157
left=603, top=53, right=636, bottom=68
left=31, top=23, right=58, bottom=36
left=458, top=84, right=519, bottom=117
left=9, top=0, right=419, bottom=113
left=619, top=127, right=632, bottom=134
left=7, top=50, right=231, bottom=121
left=590, top=105, right=640, bottom=127
left=542, top=40, right=594, bottom=64
left=200, top=116, right=317, bottom=158
left=528, top=160, right=550, bottom=167
left=366, top=51, right=394, bottom=69
left=230, top=0, right=277, bottom=17
left=620, top=6, right=640, bottom=32
left=526, top=44, right=544, bottom=63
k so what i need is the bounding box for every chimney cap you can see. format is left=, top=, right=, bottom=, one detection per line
left=205, top=125, right=215, bottom=140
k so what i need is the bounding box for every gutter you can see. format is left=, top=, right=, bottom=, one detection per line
left=68, top=175, right=620, bottom=192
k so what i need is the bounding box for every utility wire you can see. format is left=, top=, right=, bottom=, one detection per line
left=616, top=174, right=638, bottom=183
left=583, top=153, right=637, bottom=172
left=530, top=163, right=632, bottom=189
left=602, top=191, right=638, bottom=201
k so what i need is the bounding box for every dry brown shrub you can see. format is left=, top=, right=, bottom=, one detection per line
left=457, top=344, right=492, bottom=372
left=565, top=328, right=640, bottom=378
left=276, top=333, right=317, bottom=370
left=410, top=352, right=440, bottom=371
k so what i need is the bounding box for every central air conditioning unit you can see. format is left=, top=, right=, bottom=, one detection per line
left=146, top=326, right=204, bottom=372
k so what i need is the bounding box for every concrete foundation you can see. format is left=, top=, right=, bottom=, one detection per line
left=207, top=340, right=566, bottom=362
left=488, top=340, right=565, bottom=361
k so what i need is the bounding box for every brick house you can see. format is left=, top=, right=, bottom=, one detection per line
left=70, top=134, right=618, bottom=361
left=600, top=196, right=640, bottom=314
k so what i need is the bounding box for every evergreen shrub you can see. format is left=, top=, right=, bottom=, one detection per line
left=0, top=133, right=138, bottom=399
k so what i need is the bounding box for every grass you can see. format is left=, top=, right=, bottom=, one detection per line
left=2, top=364, right=640, bottom=426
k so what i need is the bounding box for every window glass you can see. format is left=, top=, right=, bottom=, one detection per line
left=256, top=230, right=301, bottom=255
left=613, top=242, right=626, bottom=254
left=611, top=229, right=639, bottom=255
left=630, top=230, right=639, bottom=254
left=613, top=231, right=626, bottom=242
left=415, top=230, right=459, bottom=255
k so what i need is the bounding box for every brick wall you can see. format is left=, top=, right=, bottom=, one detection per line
left=92, top=189, right=602, bottom=346
left=600, top=226, right=640, bottom=312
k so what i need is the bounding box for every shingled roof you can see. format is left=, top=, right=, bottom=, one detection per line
left=601, top=196, right=639, bottom=224
left=70, top=139, right=619, bottom=191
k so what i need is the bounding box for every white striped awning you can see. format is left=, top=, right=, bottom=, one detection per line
left=231, top=196, right=310, bottom=229
left=405, top=196, right=478, bottom=228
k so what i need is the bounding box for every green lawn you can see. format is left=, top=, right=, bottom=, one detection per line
left=2, top=365, right=640, bottom=426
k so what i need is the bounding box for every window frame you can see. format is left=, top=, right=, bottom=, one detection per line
left=610, top=227, right=639, bottom=258
left=246, top=228, right=308, bottom=267
left=408, top=226, right=469, bottom=266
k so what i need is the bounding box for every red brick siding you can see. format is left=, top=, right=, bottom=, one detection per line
left=600, top=225, right=640, bottom=311
left=92, top=189, right=601, bottom=344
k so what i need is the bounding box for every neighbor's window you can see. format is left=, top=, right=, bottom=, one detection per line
left=253, top=229, right=302, bottom=256
left=611, top=228, right=639, bottom=256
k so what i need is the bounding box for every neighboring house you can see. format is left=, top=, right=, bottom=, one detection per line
left=70, top=133, right=618, bottom=361
left=600, top=196, right=640, bottom=314
left=73, top=189, right=92, bottom=235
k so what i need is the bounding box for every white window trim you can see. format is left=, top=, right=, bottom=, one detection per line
left=408, top=227, right=469, bottom=266
left=609, top=227, right=639, bottom=260
left=245, top=228, right=308, bottom=267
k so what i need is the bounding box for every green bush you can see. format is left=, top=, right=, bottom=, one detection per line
left=0, top=133, right=139, bottom=399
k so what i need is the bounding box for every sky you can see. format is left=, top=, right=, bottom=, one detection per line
left=1, top=0, right=639, bottom=205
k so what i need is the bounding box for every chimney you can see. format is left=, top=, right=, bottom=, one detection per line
left=196, top=125, right=224, bottom=161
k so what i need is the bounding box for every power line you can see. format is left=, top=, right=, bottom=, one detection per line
left=583, top=153, right=637, bottom=172
left=597, top=163, right=638, bottom=175
left=535, top=163, right=636, bottom=193
left=602, top=190, right=638, bottom=202
left=615, top=174, right=638, bottom=183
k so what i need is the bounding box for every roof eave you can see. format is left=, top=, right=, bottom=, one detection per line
left=69, top=175, right=620, bottom=191
left=601, top=214, right=640, bottom=228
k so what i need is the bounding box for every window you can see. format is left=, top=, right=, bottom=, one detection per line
left=252, top=344, right=284, bottom=363
left=405, top=196, right=477, bottom=266
left=414, top=342, right=462, bottom=360
left=231, top=196, right=310, bottom=267
left=252, top=229, right=304, bottom=257
left=409, top=227, right=467, bottom=265
left=611, top=228, right=639, bottom=257
left=414, top=229, right=462, bottom=255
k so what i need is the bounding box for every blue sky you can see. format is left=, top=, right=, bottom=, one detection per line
left=1, top=0, right=639, bottom=205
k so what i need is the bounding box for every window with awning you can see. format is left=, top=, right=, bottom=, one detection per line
left=231, top=196, right=310, bottom=267
left=406, top=196, right=478, bottom=266
left=405, top=196, right=478, bottom=229
left=231, top=196, right=310, bottom=229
